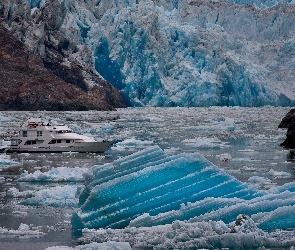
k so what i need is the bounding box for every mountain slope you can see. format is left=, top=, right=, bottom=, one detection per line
left=0, top=24, right=125, bottom=110
left=0, top=0, right=126, bottom=110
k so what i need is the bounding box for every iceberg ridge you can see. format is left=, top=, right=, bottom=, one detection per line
left=73, top=146, right=295, bottom=231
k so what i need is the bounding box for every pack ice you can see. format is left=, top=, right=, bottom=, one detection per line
left=72, top=146, right=295, bottom=231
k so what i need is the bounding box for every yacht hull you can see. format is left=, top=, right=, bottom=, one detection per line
left=7, top=141, right=113, bottom=153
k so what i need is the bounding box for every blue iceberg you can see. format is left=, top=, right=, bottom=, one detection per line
left=72, top=146, right=295, bottom=231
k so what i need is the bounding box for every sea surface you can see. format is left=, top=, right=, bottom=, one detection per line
left=0, top=107, right=294, bottom=249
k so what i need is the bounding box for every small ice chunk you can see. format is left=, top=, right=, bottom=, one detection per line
left=6, top=187, right=33, bottom=198
left=219, top=153, right=232, bottom=162
left=248, top=176, right=272, bottom=184
left=112, top=139, right=154, bottom=151
left=20, top=185, right=82, bottom=208
left=230, top=214, right=264, bottom=234
left=18, top=167, right=88, bottom=182
left=268, top=169, right=291, bottom=178
left=18, top=223, right=30, bottom=231
left=241, top=166, right=256, bottom=172
left=45, top=242, right=132, bottom=249
left=183, top=137, right=228, bottom=149
left=101, top=123, right=115, bottom=132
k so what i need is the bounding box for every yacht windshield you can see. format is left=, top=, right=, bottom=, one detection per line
left=57, top=130, right=72, bottom=133
left=11, top=139, right=22, bottom=146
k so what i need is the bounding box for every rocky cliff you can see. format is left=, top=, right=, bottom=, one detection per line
left=0, top=0, right=126, bottom=111
left=279, top=109, right=295, bottom=149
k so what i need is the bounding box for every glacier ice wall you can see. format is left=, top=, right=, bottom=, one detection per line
left=72, top=146, right=295, bottom=231
left=20, top=0, right=295, bottom=106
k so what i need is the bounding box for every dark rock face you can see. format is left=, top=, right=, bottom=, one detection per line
left=0, top=25, right=124, bottom=111
left=278, top=109, right=295, bottom=129
left=0, top=0, right=126, bottom=111
left=279, top=109, right=295, bottom=149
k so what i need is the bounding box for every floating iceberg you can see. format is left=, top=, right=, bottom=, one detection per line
left=0, top=223, right=45, bottom=237
left=46, top=241, right=132, bottom=250
left=111, top=138, right=154, bottom=151
left=182, top=137, right=229, bottom=149
left=12, top=167, right=87, bottom=208
left=70, top=146, right=295, bottom=249
left=19, top=185, right=83, bottom=208
left=72, top=146, right=295, bottom=231
left=8, top=144, right=294, bottom=247
left=0, top=153, right=20, bottom=167
left=19, top=167, right=88, bottom=182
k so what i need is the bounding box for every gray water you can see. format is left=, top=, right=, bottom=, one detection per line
left=0, top=107, right=294, bottom=249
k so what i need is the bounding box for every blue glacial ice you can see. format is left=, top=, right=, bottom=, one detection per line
left=16, top=0, right=295, bottom=107
left=72, top=146, right=295, bottom=232
left=85, top=1, right=295, bottom=107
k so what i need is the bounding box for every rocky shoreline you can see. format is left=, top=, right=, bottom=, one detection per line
left=279, top=109, right=295, bottom=149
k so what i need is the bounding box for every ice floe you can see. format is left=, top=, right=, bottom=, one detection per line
left=46, top=241, right=132, bottom=250
left=19, top=167, right=88, bottom=182
left=0, top=223, right=45, bottom=238
left=268, top=168, right=292, bottom=178
left=182, top=137, right=229, bottom=149
left=218, top=153, right=232, bottom=161
left=0, top=153, right=20, bottom=167
left=111, top=139, right=154, bottom=151
left=19, top=185, right=83, bottom=208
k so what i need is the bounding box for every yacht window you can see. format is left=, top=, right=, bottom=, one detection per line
left=49, top=140, right=56, bottom=144
left=37, top=131, right=42, bottom=137
left=25, top=140, right=36, bottom=145
left=66, top=140, right=70, bottom=143
left=23, top=131, right=27, bottom=137
left=57, top=140, right=62, bottom=143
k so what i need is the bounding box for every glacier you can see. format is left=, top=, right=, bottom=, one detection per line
left=15, top=0, right=295, bottom=107
left=72, top=146, right=295, bottom=232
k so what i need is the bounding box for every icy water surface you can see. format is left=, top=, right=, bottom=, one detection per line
left=0, top=107, right=294, bottom=249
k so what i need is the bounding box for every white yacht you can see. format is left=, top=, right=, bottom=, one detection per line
left=7, top=119, right=113, bottom=153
